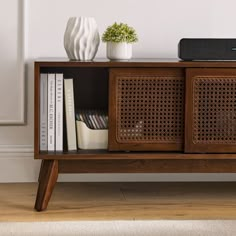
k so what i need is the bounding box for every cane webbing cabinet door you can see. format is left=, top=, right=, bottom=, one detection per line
left=109, top=68, right=185, bottom=151
left=185, top=68, right=236, bottom=153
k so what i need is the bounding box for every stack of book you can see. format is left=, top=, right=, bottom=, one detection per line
left=40, top=74, right=77, bottom=151
left=40, top=73, right=64, bottom=152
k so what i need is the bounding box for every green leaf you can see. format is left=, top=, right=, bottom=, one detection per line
left=102, top=22, right=138, bottom=43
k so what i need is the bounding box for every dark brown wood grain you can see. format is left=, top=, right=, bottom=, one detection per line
left=35, top=58, right=236, bottom=68
left=36, top=151, right=236, bottom=160
left=35, top=160, right=58, bottom=211
left=38, top=160, right=44, bottom=182
left=34, top=62, right=40, bottom=156
left=58, top=159, right=236, bottom=173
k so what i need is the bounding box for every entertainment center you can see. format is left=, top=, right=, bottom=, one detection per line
left=34, top=59, right=236, bottom=211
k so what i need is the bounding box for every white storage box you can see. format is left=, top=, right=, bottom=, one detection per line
left=76, top=121, right=108, bottom=149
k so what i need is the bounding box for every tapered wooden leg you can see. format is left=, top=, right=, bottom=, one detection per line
left=35, top=160, right=58, bottom=211
left=38, top=160, right=45, bottom=182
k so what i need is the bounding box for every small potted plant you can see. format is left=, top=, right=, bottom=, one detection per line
left=102, top=22, right=138, bottom=60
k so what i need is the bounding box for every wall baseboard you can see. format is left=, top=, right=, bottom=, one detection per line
left=0, top=145, right=236, bottom=182
left=0, top=145, right=33, bottom=156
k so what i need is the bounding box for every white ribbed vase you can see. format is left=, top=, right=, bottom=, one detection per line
left=64, top=17, right=100, bottom=61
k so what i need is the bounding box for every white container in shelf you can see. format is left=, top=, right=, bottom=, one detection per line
left=76, top=120, right=108, bottom=149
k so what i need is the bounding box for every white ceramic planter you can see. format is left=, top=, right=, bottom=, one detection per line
left=64, top=17, right=100, bottom=61
left=107, top=42, right=132, bottom=60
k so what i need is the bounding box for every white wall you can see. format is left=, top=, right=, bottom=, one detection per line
left=1, top=0, right=236, bottom=182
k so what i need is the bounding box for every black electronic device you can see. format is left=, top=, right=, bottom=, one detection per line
left=178, top=38, right=236, bottom=60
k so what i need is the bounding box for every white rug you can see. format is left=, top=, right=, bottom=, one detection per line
left=0, top=220, right=236, bottom=236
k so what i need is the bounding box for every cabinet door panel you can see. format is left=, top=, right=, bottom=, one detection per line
left=185, top=68, right=236, bottom=153
left=109, top=68, right=185, bottom=151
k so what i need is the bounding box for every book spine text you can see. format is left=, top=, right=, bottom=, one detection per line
left=40, top=74, right=48, bottom=151
left=56, top=73, right=63, bottom=151
left=64, top=79, right=77, bottom=151
left=47, top=74, right=55, bottom=151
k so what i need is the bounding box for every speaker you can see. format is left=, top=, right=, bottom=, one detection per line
left=178, top=38, right=236, bottom=61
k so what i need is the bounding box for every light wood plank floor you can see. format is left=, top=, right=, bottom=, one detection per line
left=1, top=182, right=236, bottom=221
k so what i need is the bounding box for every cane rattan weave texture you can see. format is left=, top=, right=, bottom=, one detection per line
left=116, top=75, right=185, bottom=143
left=193, top=76, right=236, bottom=144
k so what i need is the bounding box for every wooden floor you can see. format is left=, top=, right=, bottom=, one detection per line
left=1, top=182, right=236, bottom=221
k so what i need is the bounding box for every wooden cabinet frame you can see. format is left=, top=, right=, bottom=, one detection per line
left=34, top=59, right=236, bottom=211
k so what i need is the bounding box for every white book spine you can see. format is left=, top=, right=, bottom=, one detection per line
left=55, top=73, right=63, bottom=151
left=40, top=74, right=48, bottom=151
left=64, top=79, right=77, bottom=151
left=47, top=74, right=56, bottom=151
